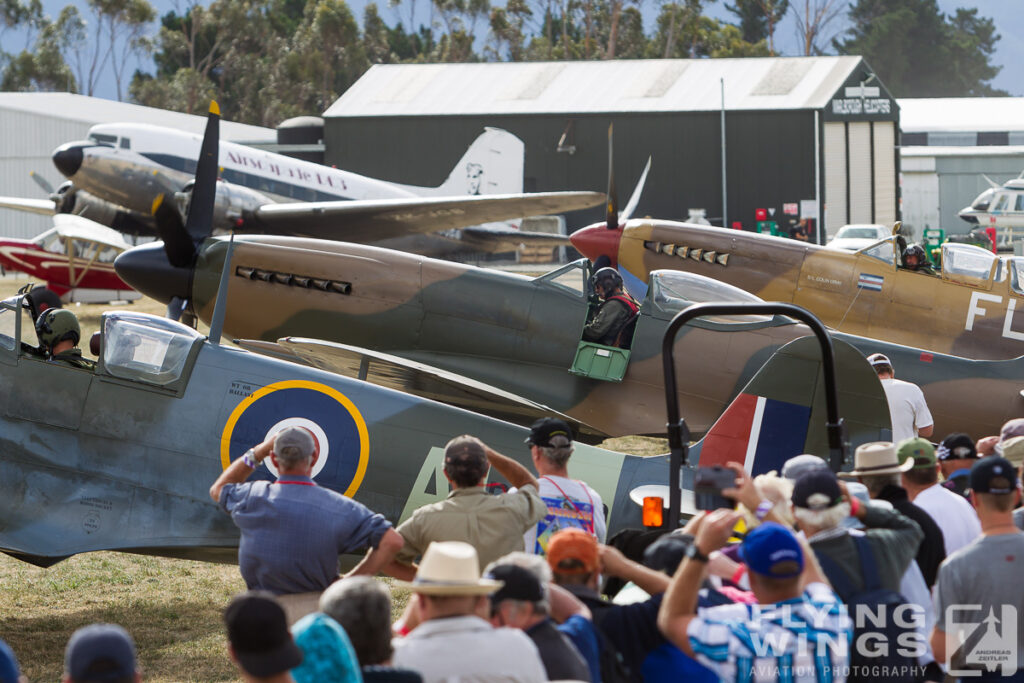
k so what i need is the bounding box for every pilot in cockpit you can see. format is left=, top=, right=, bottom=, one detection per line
left=582, top=267, right=640, bottom=348
left=35, top=309, right=96, bottom=370
left=900, top=245, right=937, bottom=276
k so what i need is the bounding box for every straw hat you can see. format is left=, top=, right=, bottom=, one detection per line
left=838, top=441, right=913, bottom=479
left=399, top=542, right=504, bottom=596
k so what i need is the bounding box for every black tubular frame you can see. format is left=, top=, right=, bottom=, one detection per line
left=661, top=302, right=847, bottom=530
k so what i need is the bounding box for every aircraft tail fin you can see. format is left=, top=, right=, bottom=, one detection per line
left=687, top=336, right=891, bottom=475
left=434, top=128, right=525, bottom=197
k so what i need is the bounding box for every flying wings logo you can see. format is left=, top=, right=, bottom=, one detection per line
left=220, top=379, right=369, bottom=497
left=698, top=393, right=811, bottom=475
left=945, top=605, right=1018, bottom=677
left=857, top=273, right=884, bottom=292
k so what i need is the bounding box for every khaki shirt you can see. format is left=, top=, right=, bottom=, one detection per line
left=395, top=485, right=546, bottom=570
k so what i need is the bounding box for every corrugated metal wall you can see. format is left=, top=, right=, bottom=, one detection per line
left=0, top=110, right=95, bottom=239
left=936, top=154, right=1024, bottom=233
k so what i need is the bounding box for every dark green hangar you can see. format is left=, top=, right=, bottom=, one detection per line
left=322, top=56, right=899, bottom=243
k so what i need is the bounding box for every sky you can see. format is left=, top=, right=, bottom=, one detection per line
left=27, top=0, right=1024, bottom=103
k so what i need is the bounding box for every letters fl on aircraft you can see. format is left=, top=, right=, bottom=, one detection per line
left=0, top=286, right=888, bottom=566
left=37, top=122, right=601, bottom=256
left=571, top=218, right=1024, bottom=361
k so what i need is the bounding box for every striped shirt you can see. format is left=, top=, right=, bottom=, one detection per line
left=687, top=582, right=853, bottom=683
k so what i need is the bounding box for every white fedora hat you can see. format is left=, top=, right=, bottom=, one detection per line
left=399, top=541, right=504, bottom=596
left=839, top=441, right=914, bottom=479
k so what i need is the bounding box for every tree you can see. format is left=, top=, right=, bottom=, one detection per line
left=835, top=0, right=1005, bottom=97
left=725, top=0, right=787, bottom=52
left=2, top=16, right=75, bottom=91
left=792, top=0, right=843, bottom=55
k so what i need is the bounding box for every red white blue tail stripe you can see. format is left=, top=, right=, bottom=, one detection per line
left=695, top=393, right=812, bottom=475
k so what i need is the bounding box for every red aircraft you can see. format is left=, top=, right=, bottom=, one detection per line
left=0, top=214, right=140, bottom=304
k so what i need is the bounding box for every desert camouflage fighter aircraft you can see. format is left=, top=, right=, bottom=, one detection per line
left=0, top=282, right=893, bottom=566
left=571, top=218, right=1024, bottom=361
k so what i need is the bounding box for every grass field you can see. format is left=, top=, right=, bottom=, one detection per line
left=0, top=273, right=666, bottom=680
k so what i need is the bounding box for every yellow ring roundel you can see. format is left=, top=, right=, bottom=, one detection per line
left=220, top=379, right=370, bottom=498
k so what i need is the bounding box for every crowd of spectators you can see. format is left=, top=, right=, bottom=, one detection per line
left=3, top=416, right=1024, bottom=683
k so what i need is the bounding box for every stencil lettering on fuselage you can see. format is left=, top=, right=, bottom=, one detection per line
left=400, top=446, right=450, bottom=524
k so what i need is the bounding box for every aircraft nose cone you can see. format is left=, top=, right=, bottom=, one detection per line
left=115, top=242, right=191, bottom=305
left=52, top=142, right=85, bottom=178
left=570, top=223, right=623, bottom=266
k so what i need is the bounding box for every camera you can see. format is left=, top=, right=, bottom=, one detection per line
left=694, top=465, right=737, bottom=511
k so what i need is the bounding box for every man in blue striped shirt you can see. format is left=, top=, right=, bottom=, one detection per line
left=658, top=511, right=853, bottom=683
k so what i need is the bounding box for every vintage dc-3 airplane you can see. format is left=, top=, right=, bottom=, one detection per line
left=11, top=121, right=601, bottom=257
left=0, top=213, right=139, bottom=304
left=570, top=218, right=1024, bottom=361
left=0, top=106, right=891, bottom=565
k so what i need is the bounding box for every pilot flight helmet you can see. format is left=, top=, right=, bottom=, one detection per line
left=35, top=308, right=80, bottom=351
left=591, top=267, right=623, bottom=296
left=902, top=244, right=926, bottom=268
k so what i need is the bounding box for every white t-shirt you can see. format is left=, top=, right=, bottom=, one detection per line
left=392, top=615, right=547, bottom=683
left=522, top=475, right=607, bottom=555
left=912, top=483, right=981, bottom=555
left=880, top=377, right=933, bottom=444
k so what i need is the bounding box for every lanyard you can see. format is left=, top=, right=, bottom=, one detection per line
left=275, top=480, right=315, bottom=487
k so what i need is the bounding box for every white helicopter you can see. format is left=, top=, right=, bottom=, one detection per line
left=959, top=173, right=1024, bottom=248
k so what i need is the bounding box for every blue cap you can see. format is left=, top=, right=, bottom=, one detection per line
left=64, top=624, right=137, bottom=682
left=0, top=640, right=20, bottom=683
left=740, top=522, right=804, bottom=579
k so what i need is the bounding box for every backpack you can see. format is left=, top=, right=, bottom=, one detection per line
left=815, top=535, right=918, bottom=683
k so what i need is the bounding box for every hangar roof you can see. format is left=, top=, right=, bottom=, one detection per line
left=325, top=57, right=870, bottom=117
left=899, top=97, right=1024, bottom=133
left=0, top=92, right=275, bottom=142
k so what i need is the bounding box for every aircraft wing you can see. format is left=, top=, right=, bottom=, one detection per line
left=458, top=226, right=570, bottom=253
left=235, top=336, right=605, bottom=441
left=246, top=191, right=604, bottom=242
left=0, top=197, right=56, bottom=216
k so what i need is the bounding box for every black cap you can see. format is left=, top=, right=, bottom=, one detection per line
left=970, top=456, right=1018, bottom=494
left=224, top=592, right=303, bottom=677
left=525, top=418, right=574, bottom=447
left=485, top=564, right=544, bottom=604
left=642, top=533, right=695, bottom=575
left=792, top=469, right=842, bottom=510
left=937, top=433, right=978, bottom=461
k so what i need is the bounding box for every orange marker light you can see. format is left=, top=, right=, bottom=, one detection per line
left=643, top=496, right=664, bottom=527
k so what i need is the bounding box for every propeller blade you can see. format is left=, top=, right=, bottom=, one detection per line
left=605, top=123, right=618, bottom=231
left=184, top=101, right=220, bottom=243
left=620, top=156, right=651, bottom=224
left=30, top=171, right=54, bottom=196
left=152, top=193, right=196, bottom=268
left=166, top=296, right=187, bottom=321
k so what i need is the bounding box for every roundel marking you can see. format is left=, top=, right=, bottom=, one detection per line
left=220, top=380, right=369, bottom=497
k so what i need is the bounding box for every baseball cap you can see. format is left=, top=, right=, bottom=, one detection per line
left=0, top=640, right=20, bottom=683
left=791, top=469, right=842, bottom=510
left=898, top=437, right=936, bottom=469
left=224, top=592, right=303, bottom=677
left=546, top=528, right=599, bottom=574
left=485, top=564, right=545, bottom=604
left=970, top=456, right=1019, bottom=494
left=526, top=417, right=574, bottom=447
left=642, top=533, right=695, bottom=575
left=866, top=353, right=891, bottom=367
left=781, top=454, right=829, bottom=481
left=936, top=433, right=977, bottom=461
left=64, top=624, right=137, bottom=682
left=1000, top=418, right=1024, bottom=441
left=739, top=522, right=804, bottom=579
left=274, top=426, right=316, bottom=459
